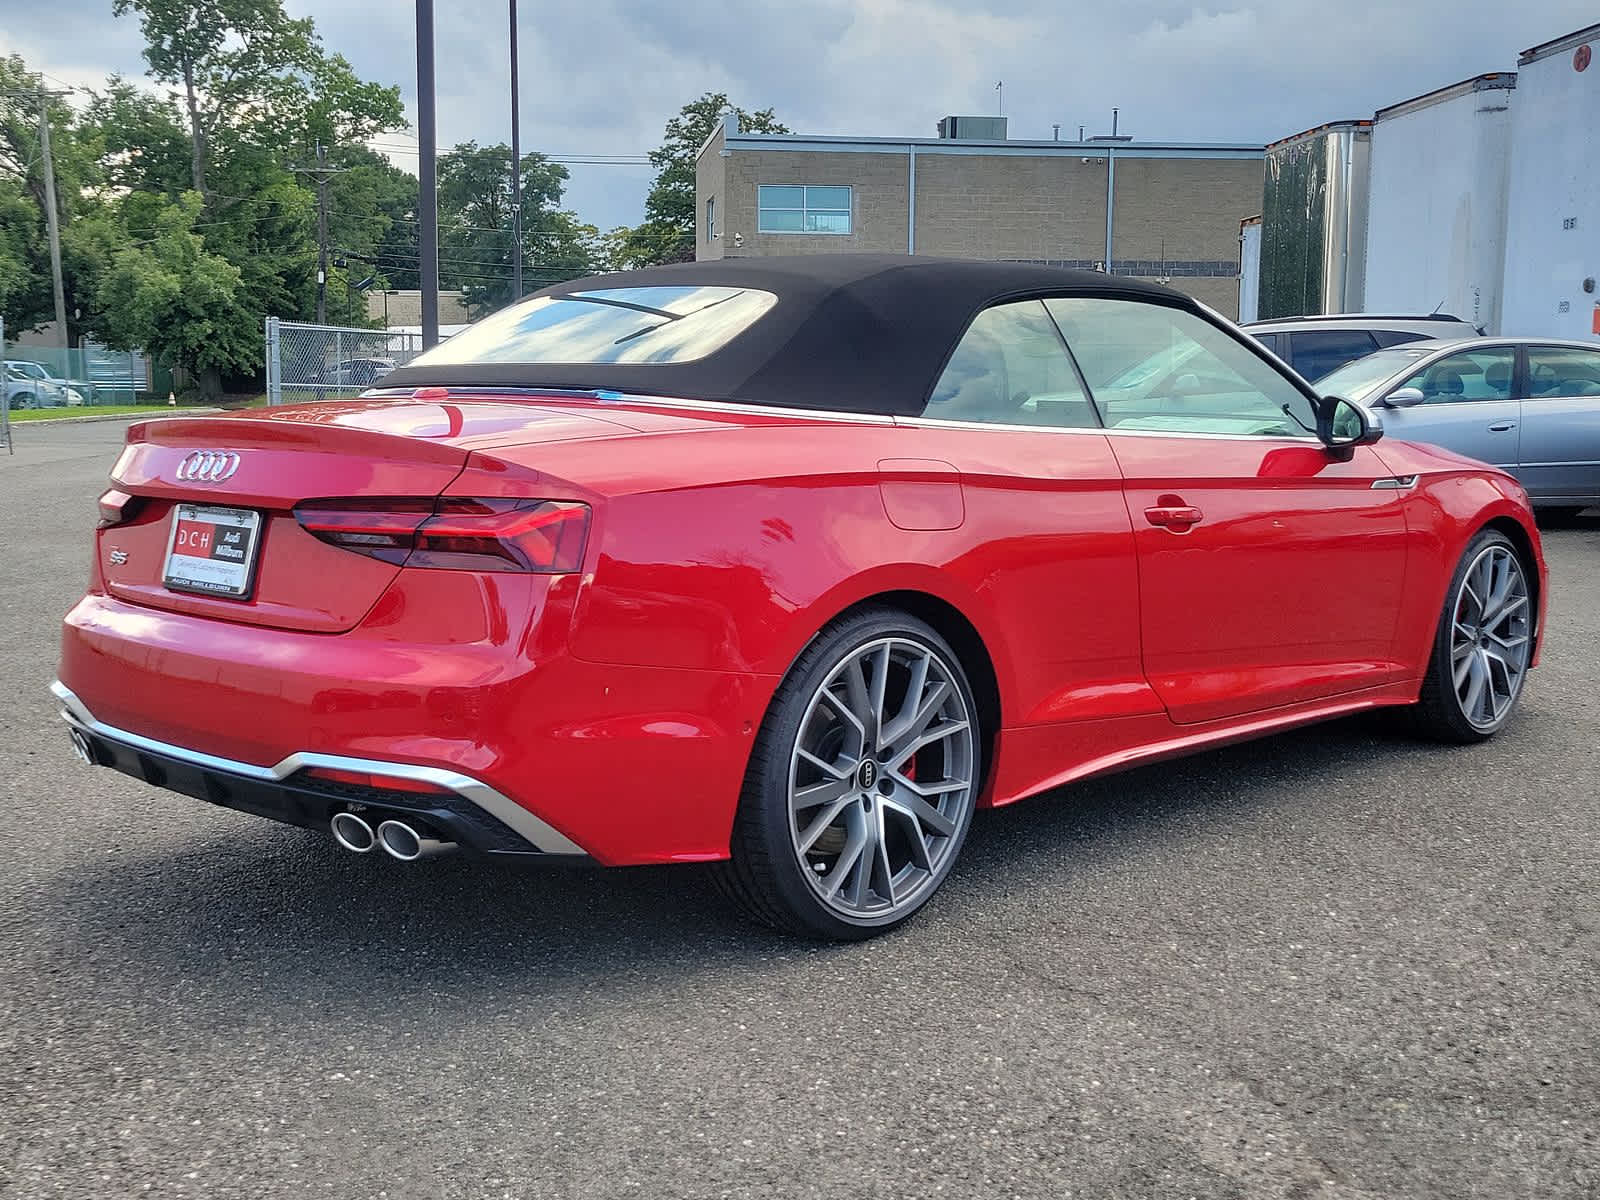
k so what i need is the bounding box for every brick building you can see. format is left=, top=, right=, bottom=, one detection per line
left=695, top=115, right=1263, bottom=317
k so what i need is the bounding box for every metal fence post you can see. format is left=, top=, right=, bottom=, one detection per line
left=1, top=316, right=11, bottom=455
left=264, top=317, right=422, bottom=406
left=264, top=316, right=281, bottom=406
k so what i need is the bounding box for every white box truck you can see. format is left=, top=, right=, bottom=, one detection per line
left=1364, top=73, right=1515, bottom=334
left=1501, top=23, right=1600, bottom=340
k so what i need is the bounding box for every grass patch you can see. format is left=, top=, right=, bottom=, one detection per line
left=6, top=404, right=189, bottom=422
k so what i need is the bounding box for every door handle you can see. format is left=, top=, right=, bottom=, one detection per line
left=1144, top=504, right=1204, bottom=530
left=1488, top=421, right=1517, bottom=432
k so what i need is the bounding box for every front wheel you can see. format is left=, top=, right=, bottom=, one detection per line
left=1411, top=529, right=1534, bottom=742
left=715, top=608, right=983, bottom=939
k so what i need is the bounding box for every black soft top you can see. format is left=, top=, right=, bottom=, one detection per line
left=379, top=254, right=1195, bottom=416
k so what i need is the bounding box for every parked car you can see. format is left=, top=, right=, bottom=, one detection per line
left=1245, top=314, right=1480, bottom=382
left=310, top=358, right=395, bottom=387
left=1318, top=337, right=1600, bottom=515
left=4, top=359, right=64, bottom=408
left=3, top=359, right=89, bottom=405
left=56, top=257, right=1546, bottom=940
left=4, top=363, right=39, bottom=410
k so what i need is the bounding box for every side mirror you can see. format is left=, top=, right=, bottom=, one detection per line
left=1316, top=394, right=1384, bottom=460
left=1384, top=386, right=1426, bottom=409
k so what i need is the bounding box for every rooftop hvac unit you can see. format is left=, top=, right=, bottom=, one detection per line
left=937, top=115, right=1008, bottom=140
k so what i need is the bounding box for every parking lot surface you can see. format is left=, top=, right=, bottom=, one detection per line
left=3, top=421, right=1597, bottom=1199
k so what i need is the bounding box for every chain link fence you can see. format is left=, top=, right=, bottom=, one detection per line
left=2, top=333, right=152, bottom=411
left=265, top=318, right=426, bottom=405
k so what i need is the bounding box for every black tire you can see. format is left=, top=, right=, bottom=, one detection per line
left=9, top=392, right=34, bottom=411
left=1410, top=528, right=1533, bottom=743
left=713, top=606, right=983, bottom=940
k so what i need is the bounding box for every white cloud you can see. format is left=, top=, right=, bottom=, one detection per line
left=4, top=0, right=1597, bottom=229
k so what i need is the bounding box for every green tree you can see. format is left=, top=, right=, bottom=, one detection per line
left=112, top=0, right=318, bottom=197
left=628, top=93, right=788, bottom=266
left=88, top=78, right=193, bottom=196
left=96, top=191, right=257, bottom=400
left=437, top=142, right=595, bottom=315
left=0, top=54, right=107, bottom=338
left=324, top=143, right=421, bottom=293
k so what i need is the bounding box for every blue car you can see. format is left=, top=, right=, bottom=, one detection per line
left=1317, top=338, right=1600, bottom=515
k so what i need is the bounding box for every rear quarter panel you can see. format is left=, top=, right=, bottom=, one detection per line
left=509, top=419, right=1145, bottom=733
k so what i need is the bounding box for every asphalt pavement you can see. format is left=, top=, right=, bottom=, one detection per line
left=3, top=420, right=1597, bottom=1199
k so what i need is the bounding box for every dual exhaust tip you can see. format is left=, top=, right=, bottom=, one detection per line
left=330, top=811, right=455, bottom=861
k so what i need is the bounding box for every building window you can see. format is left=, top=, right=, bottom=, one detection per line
left=705, top=196, right=716, bottom=242
left=757, top=185, right=852, bottom=234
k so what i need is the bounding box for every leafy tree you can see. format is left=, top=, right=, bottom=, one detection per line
left=0, top=55, right=106, bottom=337
left=324, top=143, right=421, bottom=292
left=96, top=191, right=257, bottom=400
left=628, top=93, right=788, bottom=266
left=88, top=78, right=192, bottom=196
left=112, top=0, right=318, bottom=197
left=113, top=0, right=402, bottom=202
left=436, top=142, right=594, bottom=315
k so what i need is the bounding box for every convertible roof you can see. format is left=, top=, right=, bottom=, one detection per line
left=379, top=254, right=1195, bottom=416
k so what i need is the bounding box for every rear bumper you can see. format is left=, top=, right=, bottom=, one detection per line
left=57, top=592, right=775, bottom=865
left=54, top=681, right=586, bottom=858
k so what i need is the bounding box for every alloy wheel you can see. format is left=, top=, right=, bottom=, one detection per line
left=1450, top=543, right=1532, bottom=732
left=787, top=636, right=976, bottom=921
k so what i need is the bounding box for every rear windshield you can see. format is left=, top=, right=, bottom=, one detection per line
left=404, top=285, right=777, bottom=367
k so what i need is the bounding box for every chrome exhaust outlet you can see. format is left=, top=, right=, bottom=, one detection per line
left=330, top=811, right=377, bottom=853
left=376, top=819, right=456, bottom=862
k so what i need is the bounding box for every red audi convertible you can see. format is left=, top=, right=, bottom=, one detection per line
left=56, top=257, right=1546, bottom=939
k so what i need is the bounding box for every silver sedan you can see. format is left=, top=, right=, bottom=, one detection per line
left=1318, top=337, right=1600, bottom=514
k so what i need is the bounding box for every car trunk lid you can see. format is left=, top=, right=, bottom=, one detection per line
left=98, top=400, right=627, bottom=633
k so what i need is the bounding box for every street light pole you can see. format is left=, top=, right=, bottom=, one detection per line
left=416, top=0, right=440, bottom=348
left=37, top=93, right=69, bottom=352
left=509, top=0, right=523, bottom=301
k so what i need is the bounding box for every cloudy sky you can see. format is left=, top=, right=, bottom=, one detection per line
left=3, top=0, right=1595, bottom=236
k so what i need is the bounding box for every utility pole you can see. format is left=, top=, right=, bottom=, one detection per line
left=417, top=0, right=440, bottom=348
left=315, top=140, right=329, bottom=325
left=509, top=0, right=523, bottom=301
left=37, top=93, right=68, bottom=352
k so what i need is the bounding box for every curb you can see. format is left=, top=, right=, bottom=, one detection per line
left=5, top=407, right=225, bottom=428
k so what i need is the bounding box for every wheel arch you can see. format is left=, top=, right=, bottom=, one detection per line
left=1481, top=513, right=1544, bottom=650
left=769, top=585, right=1005, bottom=797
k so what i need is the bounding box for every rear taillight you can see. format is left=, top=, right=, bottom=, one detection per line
left=294, top=497, right=590, bottom=574
left=97, top=487, right=143, bottom=527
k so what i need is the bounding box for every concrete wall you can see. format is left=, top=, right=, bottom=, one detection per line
left=699, top=139, right=1260, bottom=317
left=694, top=127, right=727, bottom=261
left=720, top=148, right=910, bottom=257
left=910, top=152, right=1105, bottom=260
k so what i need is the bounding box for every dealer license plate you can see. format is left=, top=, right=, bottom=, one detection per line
left=162, top=504, right=262, bottom=599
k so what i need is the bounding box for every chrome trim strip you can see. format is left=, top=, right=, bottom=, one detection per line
left=362, top=386, right=1328, bottom=444
left=895, top=413, right=1325, bottom=443
left=50, top=681, right=587, bottom=857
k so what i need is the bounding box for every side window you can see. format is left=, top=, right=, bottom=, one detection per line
left=1397, top=348, right=1516, bottom=404
left=1252, top=332, right=1279, bottom=356
left=1045, top=297, right=1319, bottom=437
left=1525, top=346, right=1600, bottom=398
left=1373, top=329, right=1430, bottom=348
left=924, top=300, right=1097, bottom=428
left=1288, top=330, right=1379, bottom=381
